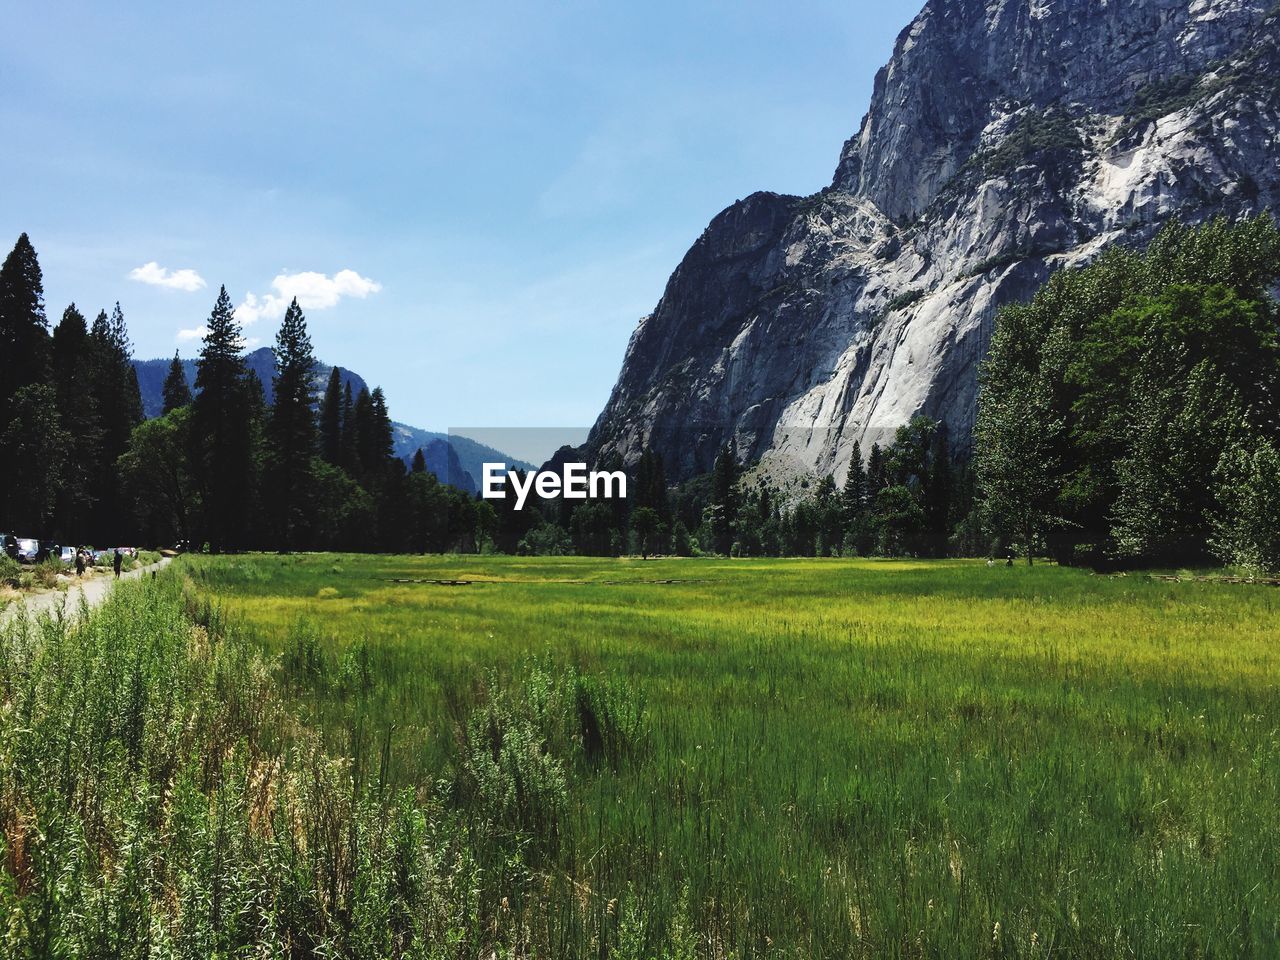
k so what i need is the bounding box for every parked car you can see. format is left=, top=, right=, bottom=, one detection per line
left=59, top=546, right=77, bottom=566
left=16, top=539, right=43, bottom=564
left=0, top=534, right=18, bottom=561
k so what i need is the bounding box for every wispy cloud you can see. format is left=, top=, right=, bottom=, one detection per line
left=176, top=325, right=208, bottom=342
left=129, top=261, right=207, bottom=292
left=237, top=269, right=382, bottom=325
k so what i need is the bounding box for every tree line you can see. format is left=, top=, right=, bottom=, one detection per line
left=123, top=287, right=487, bottom=553
left=485, top=423, right=972, bottom=561
left=6, top=215, right=1277, bottom=569
left=0, top=234, right=485, bottom=553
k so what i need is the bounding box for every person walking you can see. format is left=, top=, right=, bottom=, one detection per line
left=113, top=548, right=123, bottom=579
left=74, top=549, right=86, bottom=578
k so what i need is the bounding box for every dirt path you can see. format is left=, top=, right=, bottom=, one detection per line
left=0, top=558, right=172, bottom=629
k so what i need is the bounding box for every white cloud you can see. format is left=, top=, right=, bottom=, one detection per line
left=236, top=269, right=382, bottom=325
left=176, top=326, right=208, bottom=342
left=129, top=261, right=207, bottom=292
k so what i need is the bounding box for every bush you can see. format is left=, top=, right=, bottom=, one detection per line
left=1211, top=439, right=1280, bottom=574
left=444, top=661, right=650, bottom=851
left=337, top=637, right=375, bottom=694
left=33, top=557, right=62, bottom=589
left=572, top=673, right=648, bottom=770
left=281, top=620, right=331, bottom=688
left=0, top=554, right=18, bottom=587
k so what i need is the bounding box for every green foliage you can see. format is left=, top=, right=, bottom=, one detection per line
left=191, top=287, right=258, bottom=552
left=88, top=303, right=145, bottom=542
left=1211, top=438, right=1280, bottom=574
left=117, top=406, right=200, bottom=546
left=319, top=365, right=344, bottom=465
left=960, top=109, right=1084, bottom=186
left=0, top=554, right=18, bottom=587
left=976, top=215, right=1280, bottom=565
left=709, top=445, right=740, bottom=555
left=1120, top=73, right=1226, bottom=136
left=0, top=383, right=70, bottom=531
left=630, top=506, right=664, bottom=558
left=0, top=232, right=48, bottom=412
left=448, top=678, right=569, bottom=849
left=884, top=288, right=924, bottom=313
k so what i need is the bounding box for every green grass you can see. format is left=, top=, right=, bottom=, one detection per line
left=167, top=553, right=1280, bottom=958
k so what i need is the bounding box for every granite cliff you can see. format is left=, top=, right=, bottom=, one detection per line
left=590, top=0, right=1280, bottom=481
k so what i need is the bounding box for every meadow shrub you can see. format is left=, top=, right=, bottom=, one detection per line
left=572, top=673, right=649, bottom=770
left=337, top=637, right=375, bottom=694
left=0, top=555, right=18, bottom=587
left=282, top=620, right=331, bottom=688
left=448, top=683, right=568, bottom=848
left=33, top=558, right=61, bottom=589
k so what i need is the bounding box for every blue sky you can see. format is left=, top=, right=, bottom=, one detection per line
left=3, top=1, right=906, bottom=434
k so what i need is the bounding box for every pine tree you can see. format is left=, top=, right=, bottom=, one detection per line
left=191, top=286, right=255, bottom=552
left=353, top=386, right=377, bottom=477
left=814, top=473, right=843, bottom=556
left=411, top=448, right=427, bottom=473
left=162, top=352, right=193, bottom=413
left=633, top=448, right=672, bottom=553
left=923, top=425, right=953, bottom=557
left=318, top=366, right=343, bottom=465
left=866, top=443, right=886, bottom=496
left=842, top=444, right=867, bottom=553
left=51, top=305, right=102, bottom=540
left=0, top=233, right=49, bottom=408
left=339, top=381, right=358, bottom=474
left=266, top=298, right=317, bottom=550
left=88, top=303, right=144, bottom=541
left=369, top=387, right=395, bottom=465
left=710, top=445, right=740, bottom=555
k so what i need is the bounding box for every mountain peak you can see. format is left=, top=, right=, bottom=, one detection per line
left=590, top=0, right=1280, bottom=481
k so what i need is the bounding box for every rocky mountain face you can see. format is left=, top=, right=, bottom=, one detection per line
left=590, top=0, right=1280, bottom=482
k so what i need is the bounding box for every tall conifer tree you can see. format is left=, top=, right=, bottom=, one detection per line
left=710, top=445, right=740, bottom=555
left=51, top=305, right=102, bottom=539
left=192, top=286, right=254, bottom=552
left=339, top=381, right=358, bottom=474
left=162, top=352, right=192, bottom=413
left=267, top=298, right=317, bottom=550
left=318, top=366, right=343, bottom=465
left=88, top=303, right=144, bottom=540
left=0, top=233, right=49, bottom=408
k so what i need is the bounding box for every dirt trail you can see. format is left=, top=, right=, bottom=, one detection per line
left=0, top=558, right=172, bottom=628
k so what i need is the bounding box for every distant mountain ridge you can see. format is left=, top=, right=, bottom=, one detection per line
left=132, top=347, right=531, bottom=494
left=133, top=348, right=368, bottom=418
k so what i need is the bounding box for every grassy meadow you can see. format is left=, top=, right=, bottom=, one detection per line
left=1, top=554, right=1277, bottom=958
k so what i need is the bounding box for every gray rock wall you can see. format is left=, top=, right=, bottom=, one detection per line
left=590, top=0, right=1280, bottom=482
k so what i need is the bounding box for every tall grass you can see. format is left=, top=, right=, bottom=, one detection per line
left=0, top=575, right=657, bottom=958
left=2, top=556, right=1278, bottom=957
